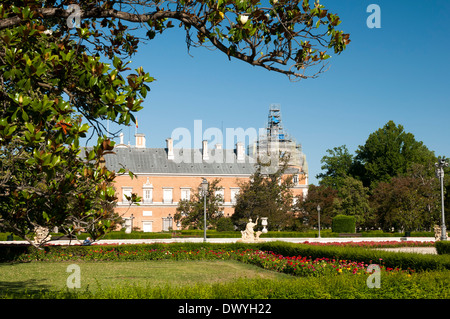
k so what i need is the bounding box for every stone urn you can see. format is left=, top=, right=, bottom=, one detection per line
left=261, top=217, right=268, bottom=233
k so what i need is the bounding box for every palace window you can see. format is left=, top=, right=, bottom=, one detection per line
left=215, top=188, right=225, bottom=201
left=163, top=188, right=173, bottom=204
left=143, top=177, right=153, bottom=204
left=230, top=188, right=240, bottom=204
left=122, top=187, right=133, bottom=203
left=143, top=189, right=153, bottom=203
left=142, top=221, right=153, bottom=233
left=180, top=188, right=191, bottom=201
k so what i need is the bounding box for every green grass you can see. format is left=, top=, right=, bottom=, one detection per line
left=0, top=260, right=291, bottom=297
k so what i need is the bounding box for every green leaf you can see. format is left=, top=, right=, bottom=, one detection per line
left=106, top=186, right=116, bottom=197
left=88, top=150, right=96, bottom=161
left=7, top=125, right=17, bottom=136
left=22, top=110, right=29, bottom=121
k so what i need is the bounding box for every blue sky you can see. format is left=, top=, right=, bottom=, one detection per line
left=102, top=0, right=450, bottom=185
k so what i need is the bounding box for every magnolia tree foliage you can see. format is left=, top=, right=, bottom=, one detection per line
left=0, top=0, right=350, bottom=246
left=0, top=0, right=350, bottom=81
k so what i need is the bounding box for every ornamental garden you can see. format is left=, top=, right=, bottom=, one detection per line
left=0, top=240, right=449, bottom=299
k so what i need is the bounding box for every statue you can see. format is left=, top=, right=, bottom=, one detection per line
left=237, top=217, right=264, bottom=243
left=33, top=226, right=51, bottom=246
left=434, top=225, right=448, bottom=241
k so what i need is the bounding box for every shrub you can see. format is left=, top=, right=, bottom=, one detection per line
left=0, top=244, right=30, bottom=262
left=332, top=215, right=356, bottom=233
left=436, top=241, right=450, bottom=255
left=216, top=217, right=235, bottom=232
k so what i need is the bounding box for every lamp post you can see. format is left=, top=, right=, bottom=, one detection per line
left=435, top=158, right=448, bottom=241
left=167, top=213, right=173, bottom=233
left=317, top=204, right=321, bottom=239
left=201, top=178, right=209, bottom=242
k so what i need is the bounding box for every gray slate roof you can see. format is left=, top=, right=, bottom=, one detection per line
left=104, top=147, right=258, bottom=175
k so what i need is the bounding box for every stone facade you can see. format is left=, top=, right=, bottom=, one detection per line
left=104, top=136, right=308, bottom=232
left=105, top=106, right=308, bottom=232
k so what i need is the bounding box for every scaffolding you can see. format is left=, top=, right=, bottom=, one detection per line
left=249, top=104, right=308, bottom=174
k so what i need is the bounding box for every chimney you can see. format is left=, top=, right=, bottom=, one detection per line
left=202, top=140, right=209, bottom=161
left=236, top=142, right=245, bottom=161
left=116, top=132, right=127, bottom=148
left=135, top=133, right=146, bottom=148
left=166, top=138, right=174, bottom=160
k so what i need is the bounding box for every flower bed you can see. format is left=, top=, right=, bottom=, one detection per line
left=233, top=249, right=413, bottom=277
left=13, top=245, right=414, bottom=278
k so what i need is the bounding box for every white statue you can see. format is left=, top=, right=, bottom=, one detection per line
left=33, top=226, right=51, bottom=245
left=238, top=217, right=263, bottom=243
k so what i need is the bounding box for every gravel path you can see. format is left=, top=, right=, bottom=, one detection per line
left=375, top=247, right=437, bottom=254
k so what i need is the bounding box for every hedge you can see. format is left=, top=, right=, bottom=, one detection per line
left=0, top=229, right=435, bottom=241
left=332, top=215, right=356, bottom=233
left=436, top=241, right=450, bottom=255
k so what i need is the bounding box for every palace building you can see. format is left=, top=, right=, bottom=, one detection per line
left=104, top=105, right=309, bottom=232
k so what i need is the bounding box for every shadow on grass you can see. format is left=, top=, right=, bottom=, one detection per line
left=0, top=263, right=53, bottom=298
left=0, top=278, right=53, bottom=298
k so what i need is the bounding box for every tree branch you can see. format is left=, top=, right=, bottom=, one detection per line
left=0, top=6, right=310, bottom=79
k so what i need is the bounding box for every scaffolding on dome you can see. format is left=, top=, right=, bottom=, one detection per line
left=249, top=104, right=308, bottom=175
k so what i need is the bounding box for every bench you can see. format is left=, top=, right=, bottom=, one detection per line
left=338, top=233, right=362, bottom=237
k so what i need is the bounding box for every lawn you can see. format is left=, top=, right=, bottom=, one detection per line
left=0, top=260, right=291, bottom=297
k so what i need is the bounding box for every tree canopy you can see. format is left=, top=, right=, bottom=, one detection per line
left=0, top=0, right=350, bottom=81
left=316, top=145, right=353, bottom=190
left=312, top=120, right=447, bottom=232
left=0, top=0, right=351, bottom=245
left=354, top=120, right=437, bottom=188
left=232, top=157, right=296, bottom=231
left=175, top=178, right=225, bottom=230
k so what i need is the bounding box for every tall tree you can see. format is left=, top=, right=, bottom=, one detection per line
left=370, top=168, right=441, bottom=233
left=334, top=175, right=372, bottom=228
left=294, top=184, right=339, bottom=230
left=175, top=179, right=224, bottom=230
left=354, top=121, right=436, bottom=188
left=316, top=145, right=354, bottom=190
left=232, top=157, right=295, bottom=231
